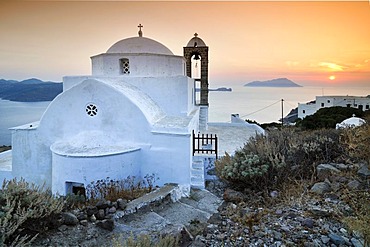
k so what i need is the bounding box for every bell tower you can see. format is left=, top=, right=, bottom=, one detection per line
left=184, top=33, right=209, bottom=106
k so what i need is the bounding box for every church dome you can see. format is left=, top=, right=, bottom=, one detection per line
left=186, top=33, right=207, bottom=47
left=107, top=37, right=174, bottom=55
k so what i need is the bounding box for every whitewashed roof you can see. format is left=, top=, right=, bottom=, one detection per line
left=336, top=116, right=366, bottom=129
left=107, top=37, right=174, bottom=55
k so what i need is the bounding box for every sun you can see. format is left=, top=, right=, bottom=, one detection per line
left=329, top=75, right=336, bottom=80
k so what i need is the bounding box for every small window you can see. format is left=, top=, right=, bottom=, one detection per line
left=86, top=103, right=98, bottom=117
left=327, top=100, right=330, bottom=103
left=347, top=104, right=351, bottom=107
left=303, top=110, right=306, bottom=114
left=120, top=58, right=130, bottom=74
left=366, top=105, right=369, bottom=110
left=321, top=103, right=324, bottom=107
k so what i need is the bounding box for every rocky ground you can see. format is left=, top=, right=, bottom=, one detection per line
left=32, top=163, right=369, bottom=247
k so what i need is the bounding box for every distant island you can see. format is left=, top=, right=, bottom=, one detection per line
left=0, top=78, right=62, bottom=102
left=209, top=87, right=232, bottom=92
left=196, top=87, right=232, bottom=92
left=244, top=78, right=302, bottom=87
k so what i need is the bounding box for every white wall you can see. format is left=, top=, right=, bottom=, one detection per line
left=63, top=76, right=197, bottom=118
left=51, top=149, right=141, bottom=195
left=91, top=54, right=185, bottom=77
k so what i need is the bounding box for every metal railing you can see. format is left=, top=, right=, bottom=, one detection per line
left=192, top=130, right=218, bottom=159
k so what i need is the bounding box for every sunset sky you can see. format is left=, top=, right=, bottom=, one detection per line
left=0, top=1, right=369, bottom=87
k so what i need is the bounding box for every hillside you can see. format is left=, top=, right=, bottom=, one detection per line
left=0, top=78, right=62, bottom=102
left=244, top=78, right=302, bottom=87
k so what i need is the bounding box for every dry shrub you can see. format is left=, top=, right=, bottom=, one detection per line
left=0, top=178, right=64, bottom=246
left=341, top=189, right=370, bottom=246
left=112, top=233, right=178, bottom=247
left=340, top=120, right=370, bottom=164
left=215, top=127, right=346, bottom=190
left=86, top=174, right=158, bottom=203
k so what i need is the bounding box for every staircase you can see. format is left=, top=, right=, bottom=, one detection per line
left=199, top=106, right=208, bottom=131
left=114, top=187, right=223, bottom=240
left=191, top=158, right=205, bottom=189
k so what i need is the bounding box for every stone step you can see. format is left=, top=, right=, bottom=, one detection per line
left=155, top=201, right=210, bottom=225
left=180, top=189, right=223, bottom=215
left=119, top=184, right=181, bottom=217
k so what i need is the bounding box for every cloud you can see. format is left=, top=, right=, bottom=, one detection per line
left=318, top=62, right=346, bottom=71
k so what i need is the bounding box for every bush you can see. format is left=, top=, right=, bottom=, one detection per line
left=215, top=127, right=346, bottom=190
left=297, top=106, right=366, bottom=130
left=0, top=178, right=64, bottom=246
left=112, top=234, right=178, bottom=247
left=340, top=119, right=370, bottom=164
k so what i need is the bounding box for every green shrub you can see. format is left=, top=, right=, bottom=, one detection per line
left=297, top=106, right=366, bottom=130
left=215, top=127, right=346, bottom=190
left=0, top=178, right=64, bottom=246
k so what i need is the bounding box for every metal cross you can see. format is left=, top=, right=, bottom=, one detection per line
left=138, top=24, right=143, bottom=37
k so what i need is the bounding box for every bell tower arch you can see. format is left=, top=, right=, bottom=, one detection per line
left=184, top=33, right=209, bottom=106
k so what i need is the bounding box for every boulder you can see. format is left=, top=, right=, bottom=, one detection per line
left=328, top=233, right=346, bottom=245
left=96, top=209, right=105, bottom=220
left=96, top=200, right=110, bottom=210
left=310, top=182, right=331, bottom=195
left=317, top=164, right=340, bottom=180
left=116, top=198, right=128, bottom=210
left=347, top=180, right=361, bottom=190
left=96, top=219, right=114, bottom=231
left=62, top=212, right=79, bottom=226
left=86, top=206, right=98, bottom=217
left=223, top=188, right=245, bottom=203
left=357, top=164, right=370, bottom=178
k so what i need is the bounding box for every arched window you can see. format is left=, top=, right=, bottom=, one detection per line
left=120, top=58, right=130, bottom=74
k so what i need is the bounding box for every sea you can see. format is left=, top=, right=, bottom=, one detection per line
left=1, top=85, right=369, bottom=146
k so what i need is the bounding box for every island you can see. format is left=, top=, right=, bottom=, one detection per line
left=244, top=78, right=302, bottom=87
left=0, top=78, right=62, bottom=102
left=209, top=87, right=232, bottom=92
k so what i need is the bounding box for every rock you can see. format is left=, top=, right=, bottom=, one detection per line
left=270, top=190, right=279, bottom=198
left=332, top=163, right=349, bottom=171
left=96, top=200, right=110, bottom=210
left=207, top=213, right=222, bottom=225
left=90, top=214, right=96, bottom=222
left=62, top=212, right=79, bottom=226
left=347, top=180, right=361, bottom=190
left=351, top=237, right=365, bottom=247
left=357, top=164, right=370, bottom=178
left=76, top=212, right=87, bottom=221
left=108, top=206, right=117, bottom=214
left=223, top=188, right=245, bottom=203
left=116, top=198, right=128, bottom=210
left=310, top=182, right=331, bottom=194
left=58, top=225, right=68, bottom=232
left=86, top=206, right=98, bottom=217
left=321, top=235, right=330, bottom=244
left=328, top=233, right=345, bottom=245
left=302, top=218, right=314, bottom=228
left=309, top=207, right=332, bottom=217
left=96, top=219, right=114, bottom=231
left=80, top=220, right=88, bottom=226
left=96, top=209, right=105, bottom=220
left=317, top=164, right=340, bottom=180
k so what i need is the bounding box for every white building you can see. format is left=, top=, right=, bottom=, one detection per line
left=298, top=95, right=370, bottom=119
left=1, top=26, right=265, bottom=195
left=9, top=28, right=212, bottom=196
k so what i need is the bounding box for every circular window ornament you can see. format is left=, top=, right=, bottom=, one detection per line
left=86, top=103, right=98, bottom=117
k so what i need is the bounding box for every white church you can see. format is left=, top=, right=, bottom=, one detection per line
left=1, top=26, right=264, bottom=196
